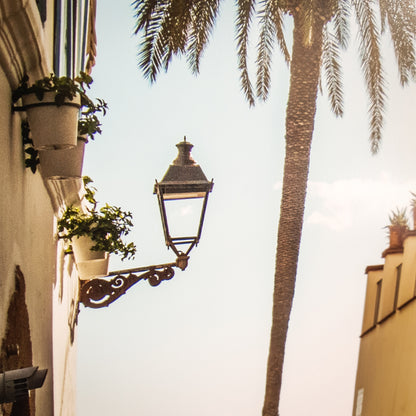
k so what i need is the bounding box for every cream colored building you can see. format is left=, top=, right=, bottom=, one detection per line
left=353, top=228, right=416, bottom=415
left=0, top=1, right=96, bottom=414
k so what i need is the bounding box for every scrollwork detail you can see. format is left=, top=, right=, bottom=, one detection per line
left=80, top=266, right=176, bottom=308
left=148, top=267, right=175, bottom=286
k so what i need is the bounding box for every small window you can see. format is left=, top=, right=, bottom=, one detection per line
left=374, top=279, right=382, bottom=325
left=54, top=0, right=70, bottom=76
left=54, top=0, right=90, bottom=77
left=393, top=264, right=402, bottom=310
left=413, top=271, right=416, bottom=297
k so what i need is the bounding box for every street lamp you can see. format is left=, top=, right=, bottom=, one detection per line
left=80, top=138, right=213, bottom=309
left=154, top=138, right=213, bottom=266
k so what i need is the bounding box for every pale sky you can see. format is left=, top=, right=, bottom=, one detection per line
left=76, top=2, right=416, bottom=415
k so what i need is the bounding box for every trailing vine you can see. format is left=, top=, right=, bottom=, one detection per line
left=21, top=120, right=39, bottom=174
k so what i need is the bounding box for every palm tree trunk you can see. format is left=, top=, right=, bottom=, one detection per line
left=262, top=12, right=324, bottom=416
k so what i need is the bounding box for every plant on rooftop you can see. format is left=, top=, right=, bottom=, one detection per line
left=388, top=207, right=409, bottom=228
left=410, top=192, right=416, bottom=230
left=387, top=207, right=409, bottom=249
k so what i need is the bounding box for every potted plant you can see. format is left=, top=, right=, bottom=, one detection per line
left=38, top=96, right=108, bottom=180
left=411, top=192, right=416, bottom=231
left=77, top=97, right=108, bottom=140
left=12, top=72, right=93, bottom=150
left=387, top=207, right=409, bottom=249
left=57, top=178, right=136, bottom=279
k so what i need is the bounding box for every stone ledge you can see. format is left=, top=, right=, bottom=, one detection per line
left=0, top=0, right=50, bottom=89
left=44, top=178, right=86, bottom=215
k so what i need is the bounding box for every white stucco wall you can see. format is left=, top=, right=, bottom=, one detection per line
left=0, top=60, right=55, bottom=414
left=0, top=1, right=82, bottom=415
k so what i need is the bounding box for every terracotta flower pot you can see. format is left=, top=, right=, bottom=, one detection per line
left=388, top=225, right=406, bottom=248
left=23, top=92, right=80, bottom=150
left=71, top=235, right=109, bottom=280
left=413, top=209, right=416, bottom=231
left=39, top=136, right=87, bottom=180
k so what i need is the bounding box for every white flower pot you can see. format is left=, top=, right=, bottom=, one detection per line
left=39, top=136, right=87, bottom=180
left=23, top=92, right=80, bottom=150
left=72, top=235, right=109, bottom=280
left=76, top=258, right=110, bottom=280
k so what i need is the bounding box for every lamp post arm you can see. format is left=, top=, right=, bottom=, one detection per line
left=80, top=255, right=189, bottom=309
left=107, top=262, right=177, bottom=277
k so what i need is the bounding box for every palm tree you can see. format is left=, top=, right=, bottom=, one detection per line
left=132, top=1, right=416, bottom=414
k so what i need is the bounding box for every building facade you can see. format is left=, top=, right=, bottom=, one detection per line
left=353, top=227, right=416, bottom=415
left=0, top=1, right=96, bottom=414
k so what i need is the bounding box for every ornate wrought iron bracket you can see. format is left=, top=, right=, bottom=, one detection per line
left=79, top=255, right=189, bottom=309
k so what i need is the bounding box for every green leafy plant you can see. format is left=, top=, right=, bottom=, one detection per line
left=388, top=207, right=409, bottom=228
left=12, top=71, right=107, bottom=112
left=75, top=73, right=108, bottom=139
left=57, top=177, right=136, bottom=260
left=78, top=97, right=108, bottom=140
left=15, top=74, right=108, bottom=170
left=82, top=176, right=97, bottom=205
left=12, top=72, right=90, bottom=105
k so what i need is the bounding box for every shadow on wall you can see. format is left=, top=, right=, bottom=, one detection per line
left=0, top=265, right=34, bottom=415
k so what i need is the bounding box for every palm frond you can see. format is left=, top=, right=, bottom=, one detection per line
left=352, top=0, right=386, bottom=153
left=256, top=1, right=276, bottom=100
left=382, top=0, right=416, bottom=85
left=379, top=0, right=388, bottom=32
left=187, top=0, right=222, bottom=74
left=270, top=0, right=289, bottom=63
left=256, top=0, right=289, bottom=100
left=132, top=0, right=160, bottom=33
left=333, top=0, right=350, bottom=49
left=166, top=0, right=193, bottom=53
left=137, top=3, right=171, bottom=81
left=134, top=0, right=199, bottom=81
left=322, top=26, right=344, bottom=117
left=236, top=0, right=257, bottom=106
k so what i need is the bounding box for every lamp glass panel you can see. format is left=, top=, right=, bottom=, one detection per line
left=162, top=191, right=206, bottom=200
left=162, top=197, right=205, bottom=240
